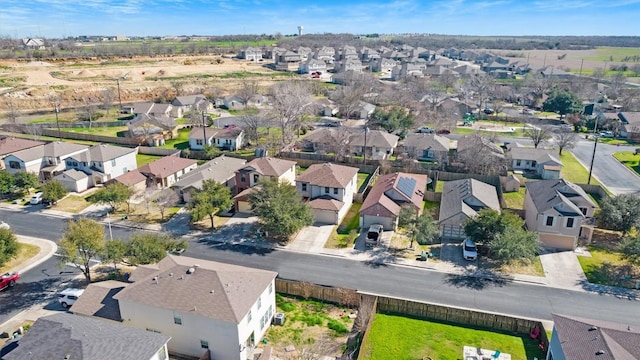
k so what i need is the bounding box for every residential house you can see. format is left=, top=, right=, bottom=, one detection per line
left=63, top=144, right=138, bottom=186
left=21, top=38, right=45, bottom=49
left=315, top=98, right=339, bottom=117
left=424, top=66, right=459, bottom=77
left=54, top=169, right=90, bottom=193
left=371, top=58, right=397, bottom=73
left=391, top=63, right=426, bottom=80
left=524, top=179, right=596, bottom=250
left=223, top=96, right=246, bottom=110
left=349, top=130, right=399, bottom=160
left=188, top=126, right=245, bottom=151
left=3, top=142, right=88, bottom=180
left=132, top=102, right=174, bottom=118
left=455, top=135, right=506, bottom=172
left=337, top=45, right=358, bottom=61
left=296, top=46, right=313, bottom=61
left=508, top=145, right=563, bottom=179
left=314, top=46, right=335, bottom=63
left=335, top=59, right=363, bottom=73
left=618, top=112, right=640, bottom=140
left=0, top=137, right=44, bottom=170
left=452, top=64, right=482, bottom=76
left=171, top=94, right=212, bottom=118
left=69, top=280, right=128, bottom=322
left=482, top=61, right=510, bottom=73
left=546, top=313, right=640, bottom=360
left=263, top=46, right=286, bottom=60
left=0, top=313, right=170, bottom=360
left=298, top=59, right=327, bottom=74
left=538, top=66, right=574, bottom=79
left=234, top=157, right=296, bottom=192
left=138, top=156, right=198, bottom=188
left=439, top=179, right=501, bottom=240
left=172, top=156, right=246, bottom=203
left=437, top=97, right=472, bottom=117
left=108, top=169, right=147, bottom=194
left=238, top=47, right=262, bottom=62
left=113, top=255, right=277, bottom=360
left=275, top=51, right=302, bottom=71
left=344, top=101, right=376, bottom=119
left=381, top=50, right=408, bottom=62
left=301, top=127, right=357, bottom=154
left=128, top=113, right=176, bottom=146
left=401, top=133, right=451, bottom=162
left=296, top=163, right=359, bottom=224
left=360, top=172, right=428, bottom=230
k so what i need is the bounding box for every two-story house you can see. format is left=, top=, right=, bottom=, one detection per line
left=524, top=179, right=597, bottom=250
left=60, top=144, right=138, bottom=189
left=298, top=59, right=327, bottom=74
left=401, top=133, right=451, bottom=162
left=138, top=156, right=198, bottom=188
left=3, top=142, right=89, bottom=180
left=296, top=163, right=359, bottom=224
left=172, top=156, right=246, bottom=203
left=113, top=255, right=277, bottom=360
left=349, top=130, right=399, bottom=160
left=508, top=145, right=563, bottom=179
left=188, top=126, right=246, bottom=151
left=0, top=137, right=44, bottom=170
left=360, top=172, right=428, bottom=230
left=233, top=157, right=297, bottom=213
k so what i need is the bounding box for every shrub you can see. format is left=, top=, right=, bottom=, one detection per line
left=327, top=319, right=348, bottom=334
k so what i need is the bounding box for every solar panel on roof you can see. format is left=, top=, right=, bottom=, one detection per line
left=397, top=177, right=416, bottom=198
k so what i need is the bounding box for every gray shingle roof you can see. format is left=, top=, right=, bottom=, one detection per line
left=57, top=168, right=89, bottom=181
left=552, top=314, right=640, bottom=360
left=87, top=144, right=136, bottom=162
left=242, top=157, right=296, bottom=177
left=173, top=156, right=246, bottom=190
left=439, top=178, right=500, bottom=223
left=349, top=130, right=399, bottom=148
left=402, top=133, right=450, bottom=152
left=509, top=146, right=562, bottom=165
left=525, top=179, right=594, bottom=216
left=1, top=313, right=169, bottom=360
left=114, top=255, right=277, bottom=323
left=69, top=280, right=127, bottom=321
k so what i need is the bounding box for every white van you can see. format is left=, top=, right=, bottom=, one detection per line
left=57, top=288, right=84, bottom=308
left=29, top=192, right=43, bottom=205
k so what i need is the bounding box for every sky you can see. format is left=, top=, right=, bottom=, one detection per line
left=1, top=0, right=639, bottom=39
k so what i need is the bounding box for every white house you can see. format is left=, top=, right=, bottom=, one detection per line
left=296, top=163, right=359, bottom=224
left=3, top=142, right=89, bottom=180
left=508, top=145, right=563, bottom=180
left=113, top=255, right=277, bottom=360
left=188, top=126, right=246, bottom=151
left=64, top=144, right=138, bottom=186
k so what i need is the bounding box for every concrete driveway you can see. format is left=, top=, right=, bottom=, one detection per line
left=539, top=250, right=587, bottom=290
left=287, top=223, right=335, bottom=253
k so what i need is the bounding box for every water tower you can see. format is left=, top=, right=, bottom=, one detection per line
left=297, top=25, right=304, bottom=36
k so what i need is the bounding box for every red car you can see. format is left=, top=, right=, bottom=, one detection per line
left=0, top=272, right=19, bottom=291
left=436, top=129, right=451, bottom=135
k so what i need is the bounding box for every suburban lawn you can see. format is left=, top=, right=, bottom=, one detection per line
left=560, top=152, right=604, bottom=188
left=159, top=127, right=191, bottom=150
left=136, top=153, right=162, bottom=167
left=613, top=151, right=640, bottom=176
left=52, top=194, right=93, bottom=213
left=65, top=125, right=129, bottom=137
left=577, top=229, right=639, bottom=289
left=503, top=187, right=526, bottom=209
left=111, top=203, right=181, bottom=224
left=360, top=313, right=546, bottom=360
left=0, top=243, right=40, bottom=273
left=326, top=203, right=362, bottom=249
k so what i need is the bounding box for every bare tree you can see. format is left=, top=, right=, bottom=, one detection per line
left=240, top=114, right=266, bottom=145
left=80, top=95, right=99, bottom=128
left=465, top=74, right=495, bottom=110
left=296, top=335, right=343, bottom=360
left=269, top=80, right=314, bottom=147
left=555, top=128, right=578, bottom=155
left=25, top=124, right=43, bottom=140
left=456, top=135, right=507, bottom=175
left=170, top=80, right=184, bottom=98
left=100, top=88, right=116, bottom=116
left=154, top=188, right=180, bottom=221
left=524, top=123, right=553, bottom=148
left=315, top=127, right=355, bottom=161
left=523, top=72, right=556, bottom=107
left=235, top=80, right=260, bottom=109
left=331, top=85, right=366, bottom=119
left=609, top=73, right=628, bottom=99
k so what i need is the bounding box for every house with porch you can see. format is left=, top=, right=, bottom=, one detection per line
left=348, top=130, right=399, bottom=160
left=360, top=172, right=428, bottom=231
left=508, top=145, right=563, bottom=179
left=524, top=179, right=596, bottom=250
left=138, top=156, right=198, bottom=188
left=188, top=126, right=246, bottom=151
left=296, top=163, right=359, bottom=225
left=112, top=255, right=277, bottom=360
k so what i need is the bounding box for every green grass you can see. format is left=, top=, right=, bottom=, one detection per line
left=326, top=203, right=362, bottom=249
left=583, top=46, right=640, bottom=62
left=159, top=128, right=191, bottom=150
left=422, top=200, right=439, bottom=219
left=613, top=152, right=640, bottom=175
left=503, top=187, right=526, bottom=209
left=66, top=125, right=128, bottom=137
left=361, top=313, right=545, bottom=360
left=227, top=107, right=260, bottom=116
left=357, top=173, right=371, bottom=192
left=136, top=154, right=162, bottom=167
left=560, top=152, right=603, bottom=187
left=435, top=180, right=446, bottom=193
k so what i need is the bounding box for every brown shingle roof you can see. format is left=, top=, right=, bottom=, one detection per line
left=360, top=172, right=428, bottom=217
left=0, top=137, right=44, bottom=156
left=111, top=169, right=147, bottom=186
left=243, top=157, right=296, bottom=177
left=309, top=196, right=343, bottom=211
left=188, top=126, right=243, bottom=140
left=69, top=280, right=127, bottom=321
left=114, top=255, right=277, bottom=323
left=296, top=163, right=358, bottom=188
left=138, top=156, right=197, bottom=178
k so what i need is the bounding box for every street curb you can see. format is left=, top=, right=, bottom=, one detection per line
left=608, top=153, right=640, bottom=180
left=13, top=236, right=58, bottom=275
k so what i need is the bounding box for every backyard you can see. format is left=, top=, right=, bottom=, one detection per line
left=360, top=313, right=546, bottom=360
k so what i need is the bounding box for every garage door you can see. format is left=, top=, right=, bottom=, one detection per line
left=237, top=200, right=253, bottom=214
left=539, top=233, right=576, bottom=250
left=313, top=209, right=337, bottom=225
left=361, top=215, right=394, bottom=231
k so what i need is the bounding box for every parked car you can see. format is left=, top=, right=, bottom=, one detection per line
left=417, top=127, right=435, bottom=133
left=0, top=272, right=19, bottom=291
left=522, top=108, right=534, bottom=115
left=436, top=129, right=451, bottom=135
left=29, top=192, right=43, bottom=205
left=462, top=238, right=478, bottom=261
left=57, top=288, right=85, bottom=308
left=483, top=108, right=495, bottom=115
left=599, top=131, right=614, bottom=138
left=365, top=224, right=384, bottom=247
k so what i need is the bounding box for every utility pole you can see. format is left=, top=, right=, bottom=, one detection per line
left=588, top=117, right=599, bottom=184
left=202, top=111, right=207, bottom=149
left=579, top=59, right=584, bottom=76
left=363, top=127, right=369, bottom=165
left=54, top=103, right=62, bottom=140
left=116, top=78, right=123, bottom=113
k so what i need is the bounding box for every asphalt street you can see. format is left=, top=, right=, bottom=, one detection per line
left=1, top=209, right=639, bottom=328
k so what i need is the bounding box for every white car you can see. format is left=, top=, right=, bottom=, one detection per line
left=417, top=127, right=435, bottom=134
left=29, top=192, right=43, bottom=205
left=57, top=288, right=84, bottom=308
left=462, top=238, right=478, bottom=261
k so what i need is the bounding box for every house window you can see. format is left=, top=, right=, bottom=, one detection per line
left=157, top=347, right=167, bottom=360
left=247, top=310, right=252, bottom=323
left=196, top=139, right=203, bottom=146
left=580, top=207, right=587, bottom=215
left=8, top=161, right=20, bottom=169
left=301, top=183, right=307, bottom=192
left=253, top=174, right=259, bottom=183
left=173, top=312, right=182, bottom=325
left=325, top=187, right=330, bottom=194
left=268, top=283, right=273, bottom=294
left=146, top=328, right=161, bottom=333
left=257, top=296, right=262, bottom=310
left=545, top=216, right=554, bottom=227
left=111, top=159, right=116, bottom=166
left=241, top=175, right=246, bottom=182
left=516, top=160, right=521, bottom=167
left=200, top=340, right=209, bottom=349
left=566, top=218, right=575, bottom=228
left=333, top=188, right=338, bottom=195
left=82, top=162, right=87, bottom=166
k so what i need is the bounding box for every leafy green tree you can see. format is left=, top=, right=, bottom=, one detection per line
left=489, top=226, right=538, bottom=263
left=13, top=171, right=39, bottom=195
left=542, top=89, right=582, bottom=120
left=102, top=239, right=128, bottom=270
left=188, top=180, right=232, bottom=230
left=127, top=232, right=187, bottom=265
left=619, top=233, right=640, bottom=265
left=463, top=209, right=521, bottom=243
left=596, top=194, right=640, bottom=235
left=398, top=206, right=439, bottom=247
left=58, top=217, right=105, bottom=283
left=0, top=228, right=18, bottom=267
left=204, top=144, right=222, bottom=159
left=369, top=107, right=415, bottom=134
left=249, top=179, right=313, bottom=240
left=90, top=182, right=133, bottom=213
left=42, top=179, right=68, bottom=205
left=0, top=170, right=15, bottom=195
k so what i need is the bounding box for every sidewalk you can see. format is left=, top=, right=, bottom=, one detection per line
left=10, top=236, right=58, bottom=275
